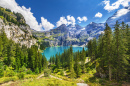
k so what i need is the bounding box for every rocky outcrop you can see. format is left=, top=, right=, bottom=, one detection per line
left=0, top=18, right=37, bottom=48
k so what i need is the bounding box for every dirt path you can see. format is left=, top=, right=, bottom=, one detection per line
left=36, top=74, right=44, bottom=79
left=77, top=83, right=88, bottom=86
left=0, top=74, right=89, bottom=86
left=50, top=75, right=62, bottom=80
left=1, top=81, right=18, bottom=86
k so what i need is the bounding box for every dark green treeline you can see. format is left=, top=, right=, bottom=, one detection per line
left=0, top=28, right=48, bottom=76
left=49, top=45, right=88, bottom=78
left=88, top=21, right=130, bottom=81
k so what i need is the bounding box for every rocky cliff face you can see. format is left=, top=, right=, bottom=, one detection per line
left=0, top=18, right=37, bottom=48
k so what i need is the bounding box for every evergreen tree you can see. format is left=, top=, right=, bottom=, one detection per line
left=74, top=52, right=82, bottom=78
left=0, top=33, right=3, bottom=57
left=55, top=53, right=60, bottom=69
left=69, top=45, right=75, bottom=78
left=113, top=21, right=128, bottom=81
left=104, top=23, right=113, bottom=81
left=81, top=48, right=86, bottom=73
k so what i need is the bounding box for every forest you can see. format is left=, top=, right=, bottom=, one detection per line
left=49, top=21, right=130, bottom=82
left=0, top=28, right=48, bottom=78
left=0, top=21, right=129, bottom=86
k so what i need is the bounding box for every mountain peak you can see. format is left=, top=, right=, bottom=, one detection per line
left=90, top=22, right=96, bottom=24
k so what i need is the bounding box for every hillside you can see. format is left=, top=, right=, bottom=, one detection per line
left=0, top=6, right=37, bottom=48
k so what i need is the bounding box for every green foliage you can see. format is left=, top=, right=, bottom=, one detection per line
left=35, top=67, right=39, bottom=74
left=87, top=21, right=130, bottom=81
left=26, top=69, right=32, bottom=74
left=16, top=78, right=77, bottom=86
left=44, top=69, right=51, bottom=77
left=17, top=72, right=25, bottom=79
left=0, top=76, right=18, bottom=84
left=5, top=67, right=15, bottom=77
left=0, top=28, right=48, bottom=78
left=0, top=6, right=26, bottom=25
left=0, top=61, right=4, bottom=78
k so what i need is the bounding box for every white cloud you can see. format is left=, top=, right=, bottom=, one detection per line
left=56, top=15, right=76, bottom=27
left=56, top=17, right=68, bottom=27
left=112, top=8, right=129, bottom=19
left=67, top=15, right=76, bottom=25
left=77, top=16, right=87, bottom=23
left=41, top=17, right=54, bottom=31
left=95, top=12, right=103, bottom=18
left=102, top=0, right=130, bottom=12
left=0, top=0, right=54, bottom=31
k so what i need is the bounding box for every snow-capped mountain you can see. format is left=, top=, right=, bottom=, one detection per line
left=33, top=6, right=130, bottom=46
left=106, top=6, right=130, bottom=27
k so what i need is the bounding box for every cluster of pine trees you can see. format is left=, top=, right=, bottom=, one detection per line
left=49, top=46, right=88, bottom=78
left=49, top=21, right=130, bottom=81
left=0, top=6, right=26, bottom=26
left=0, top=28, right=48, bottom=77
left=88, top=21, right=130, bottom=81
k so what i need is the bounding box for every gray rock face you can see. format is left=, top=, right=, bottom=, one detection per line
left=0, top=18, right=37, bottom=48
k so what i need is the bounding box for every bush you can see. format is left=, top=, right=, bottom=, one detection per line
left=0, top=76, right=18, bottom=84
left=19, top=66, right=26, bottom=73
left=44, top=69, right=51, bottom=77
left=26, top=69, right=32, bottom=74
left=0, top=62, right=4, bottom=78
left=57, top=69, right=64, bottom=76
left=17, top=72, right=25, bottom=79
left=35, top=67, right=39, bottom=74
left=5, top=67, right=15, bottom=77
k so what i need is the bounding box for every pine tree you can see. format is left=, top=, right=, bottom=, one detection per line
left=81, top=48, right=86, bottom=73
left=88, top=40, right=93, bottom=60
left=113, top=21, right=128, bottom=81
left=0, top=33, right=3, bottom=57
left=74, top=53, right=82, bottom=78
left=104, top=23, right=113, bottom=81
left=1, top=28, right=8, bottom=57
left=55, top=53, right=60, bottom=69
left=69, top=45, right=75, bottom=78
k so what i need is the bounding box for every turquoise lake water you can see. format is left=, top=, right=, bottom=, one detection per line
left=42, top=46, right=87, bottom=60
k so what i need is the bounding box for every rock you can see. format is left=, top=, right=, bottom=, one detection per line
left=0, top=18, right=37, bottom=48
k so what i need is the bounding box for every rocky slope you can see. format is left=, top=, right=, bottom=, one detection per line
left=0, top=7, right=37, bottom=48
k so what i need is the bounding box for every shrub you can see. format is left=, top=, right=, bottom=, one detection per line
left=53, top=68, right=58, bottom=73
left=57, top=69, right=64, bottom=76
left=17, top=72, right=25, bottom=79
left=0, top=62, right=4, bottom=78
left=26, top=69, right=32, bottom=74
left=44, top=69, right=51, bottom=77
left=5, top=67, right=15, bottom=77
left=19, top=66, right=26, bottom=73
left=35, top=67, right=39, bottom=74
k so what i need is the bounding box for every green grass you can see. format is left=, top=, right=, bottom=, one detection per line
left=0, top=76, right=18, bottom=84
left=16, top=77, right=76, bottom=86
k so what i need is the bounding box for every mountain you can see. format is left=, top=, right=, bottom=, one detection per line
left=33, top=6, right=130, bottom=46
left=106, top=6, right=130, bottom=27
left=0, top=6, right=37, bottom=48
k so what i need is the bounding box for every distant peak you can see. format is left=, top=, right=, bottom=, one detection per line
left=90, top=22, right=96, bottom=24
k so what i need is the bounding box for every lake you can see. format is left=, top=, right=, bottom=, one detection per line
left=42, top=46, right=87, bottom=60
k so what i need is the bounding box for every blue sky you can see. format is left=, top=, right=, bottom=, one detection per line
left=0, top=0, right=130, bottom=31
